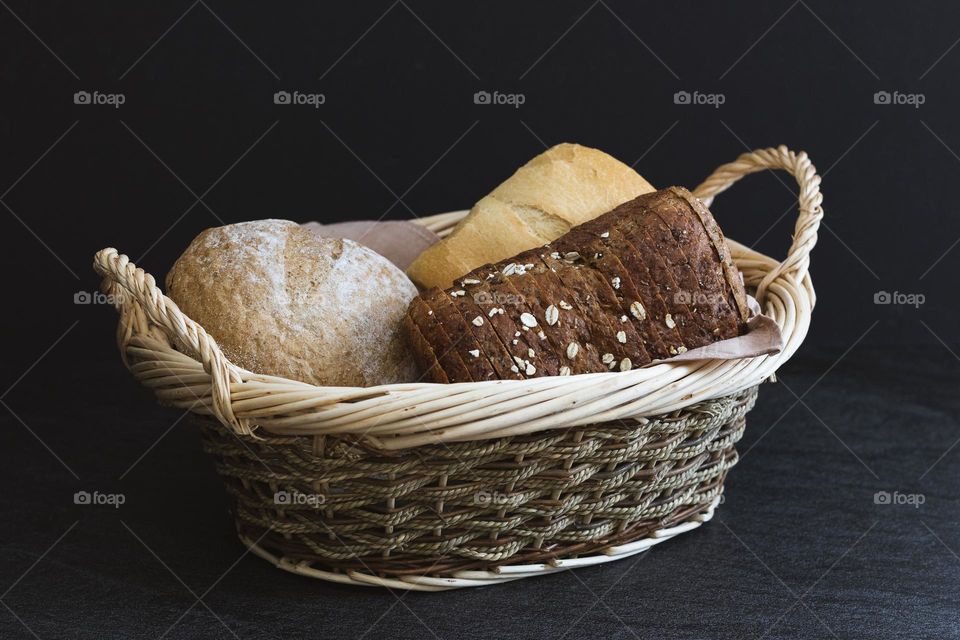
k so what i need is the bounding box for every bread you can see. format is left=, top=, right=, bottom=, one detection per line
left=406, top=143, right=655, bottom=289
left=403, top=188, right=749, bottom=381
left=165, top=219, right=419, bottom=387
left=448, top=282, right=525, bottom=380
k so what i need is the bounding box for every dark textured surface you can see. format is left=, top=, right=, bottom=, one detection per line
left=1, top=345, right=958, bottom=639
left=2, top=0, right=960, bottom=361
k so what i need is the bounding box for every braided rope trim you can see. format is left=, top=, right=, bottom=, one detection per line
left=93, top=145, right=820, bottom=449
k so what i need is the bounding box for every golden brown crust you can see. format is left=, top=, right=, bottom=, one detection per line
left=407, top=143, right=655, bottom=289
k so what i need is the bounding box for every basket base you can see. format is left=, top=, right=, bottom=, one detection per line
left=239, top=496, right=721, bottom=590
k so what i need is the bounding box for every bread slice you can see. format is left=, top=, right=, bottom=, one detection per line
left=631, top=219, right=714, bottom=349
left=546, top=235, right=655, bottom=369
left=407, top=143, right=655, bottom=289
left=642, top=209, right=719, bottom=336
left=430, top=292, right=499, bottom=381
left=649, top=205, right=736, bottom=340
left=669, top=187, right=750, bottom=323
left=408, top=298, right=474, bottom=383
left=481, top=267, right=562, bottom=377
left=525, top=253, right=607, bottom=374
left=478, top=249, right=592, bottom=377
left=534, top=256, right=613, bottom=373
left=458, top=268, right=541, bottom=378
left=541, top=250, right=645, bottom=371
left=447, top=279, right=525, bottom=380
left=401, top=315, right=448, bottom=383
left=598, top=229, right=678, bottom=357
left=567, top=195, right=708, bottom=356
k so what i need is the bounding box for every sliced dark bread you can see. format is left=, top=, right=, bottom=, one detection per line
left=458, top=266, right=540, bottom=378
left=668, top=187, right=750, bottom=323
left=409, top=297, right=474, bottom=383
left=564, top=225, right=675, bottom=360
left=430, top=291, right=500, bottom=381
left=401, top=315, right=448, bottom=383
left=548, top=235, right=652, bottom=369
left=649, top=203, right=738, bottom=339
left=496, top=247, right=605, bottom=375
left=473, top=260, right=562, bottom=377
left=402, top=187, right=749, bottom=381
left=526, top=253, right=607, bottom=373
left=597, top=227, right=682, bottom=358
left=541, top=248, right=646, bottom=371
left=634, top=209, right=717, bottom=349
left=447, top=280, right=525, bottom=380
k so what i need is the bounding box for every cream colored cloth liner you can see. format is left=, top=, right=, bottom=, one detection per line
left=303, top=220, right=441, bottom=271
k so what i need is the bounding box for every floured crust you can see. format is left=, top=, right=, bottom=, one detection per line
left=165, top=219, right=419, bottom=387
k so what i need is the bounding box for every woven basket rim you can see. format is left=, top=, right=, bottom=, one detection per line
left=92, top=145, right=821, bottom=450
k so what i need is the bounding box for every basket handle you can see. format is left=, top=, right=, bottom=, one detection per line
left=692, top=145, right=823, bottom=303
left=92, top=248, right=250, bottom=435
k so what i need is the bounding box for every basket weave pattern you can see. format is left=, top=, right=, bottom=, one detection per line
left=93, top=146, right=820, bottom=588
left=202, top=387, right=755, bottom=577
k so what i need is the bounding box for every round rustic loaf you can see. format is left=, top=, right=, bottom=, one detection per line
left=165, top=219, right=419, bottom=387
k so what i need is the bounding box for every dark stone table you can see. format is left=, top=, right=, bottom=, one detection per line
left=1, top=345, right=957, bottom=639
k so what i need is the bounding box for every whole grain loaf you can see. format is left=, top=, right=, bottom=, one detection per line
left=403, top=188, right=749, bottom=381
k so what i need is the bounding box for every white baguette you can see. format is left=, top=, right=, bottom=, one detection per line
left=406, top=143, right=655, bottom=289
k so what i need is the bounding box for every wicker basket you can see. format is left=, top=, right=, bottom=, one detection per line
left=94, top=145, right=821, bottom=590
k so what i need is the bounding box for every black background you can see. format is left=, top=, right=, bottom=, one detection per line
left=2, top=2, right=959, bottom=639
